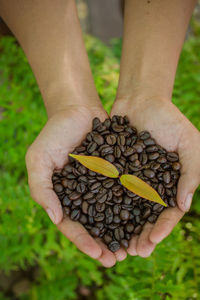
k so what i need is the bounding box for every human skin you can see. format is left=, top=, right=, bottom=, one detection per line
left=0, top=0, right=127, bottom=267
left=111, top=0, right=200, bottom=257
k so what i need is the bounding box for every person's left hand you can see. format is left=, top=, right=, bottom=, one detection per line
left=111, top=97, right=200, bottom=257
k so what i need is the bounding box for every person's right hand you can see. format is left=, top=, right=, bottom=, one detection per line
left=26, top=105, right=127, bottom=267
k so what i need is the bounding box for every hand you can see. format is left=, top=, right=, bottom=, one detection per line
left=26, top=105, right=127, bottom=267
left=111, top=97, right=200, bottom=257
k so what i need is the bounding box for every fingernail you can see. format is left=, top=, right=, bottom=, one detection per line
left=185, top=193, right=193, bottom=211
left=46, top=208, right=56, bottom=224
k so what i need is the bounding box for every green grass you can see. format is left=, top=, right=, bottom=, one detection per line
left=0, top=33, right=200, bottom=300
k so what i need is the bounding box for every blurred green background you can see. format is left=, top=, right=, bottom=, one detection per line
left=0, top=16, right=200, bottom=300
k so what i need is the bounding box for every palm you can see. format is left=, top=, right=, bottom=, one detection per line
left=111, top=99, right=200, bottom=257
left=26, top=106, right=127, bottom=266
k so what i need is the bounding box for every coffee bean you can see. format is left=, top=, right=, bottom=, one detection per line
left=92, top=117, right=101, bottom=130
left=121, top=239, right=129, bottom=248
left=97, top=193, right=107, bottom=203
left=139, top=131, right=150, bottom=140
left=69, top=192, right=81, bottom=200
left=103, top=179, right=114, bottom=189
left=106, top=134, right=116, bottom=145
left=87, top=142, right=97, bottom=153
left=113, top=215, right=121, bottom=224
left=108, top=241, right=120, bottom=252
left=54, top=184, right=63, bottom=193
left=90, top=227, right=100, bottom=237
left=120, top=210, right=129, bottom=221
left=114, top=227, right=124, bottom=241
left=101, top=146, right=113, bottom=156
left=144, top=138, right=155, bottom=146
left=163, top=171, right=171, bottom=184
left=117, top=135, right=126, bottom=146
left=112, top=123, right=124, bottom=133
left=73, top=198, right=82, bottom=206
left=124, top=196, right=132, bottom=205
left=104, top=118, right=111, bottom=129
left=148, top=152, right=159, bottom=160
left=62, top=196, right=72, bottom=207
left=129, top=153, right=139, bottom=162
left=64, top=207, right=70, bottom=216
left=125, top=223, right=134, bottom=233
left=124, top=147, right=135, bottom=157
left=148, top=214, right=157, bottom=223
left=71, top=209, right=81, bottom=221
left=78, top=176, right=88, bottom=184
left=114, top=145, right=121, bottom=158
left=82, top=201, right=89, bottom=214
left=134, top=225, right=142, bottom=234
left=142, top=207, right=151, bottom=219
left=146, top=145, right=158, bottom=153
left=113, top=204, right=121, bottom=215
left=76, top=183, right=86, bottom=194
left=105, top=207, right=113, bottom=224
left=92, top=133, right=104, bottom=145
left=133, top=144, right=143, bottom=153
left=94, top=213, right=105, bottom=222
left=90, top=182, right=101, bottom=191
left=133, top=208, right=141, bottom=216
left=144, top=169, right=155, bottom=179
left=157, top=156, right=167, bottom=164
left=104, top=234, right=113, bottom=244
left=79, top=214, right=87, bottom=224
left=172, top=162, right=181, bottom=171
left=167, top=152, right=179, bottom=162
left=158, top=183, right=165, bottom=196
left=96, top=202, right=106, bottom=212
left=105, top=154, right=115, bottom=163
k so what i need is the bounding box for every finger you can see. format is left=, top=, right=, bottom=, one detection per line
left=136, top=223, right=156, bottom=258
left=177, top=171, right=200, bottom=212
left=114, top=248, right=127, bottom=262
left=57, top=217, right=102, bottom=259
left=96, top=239, right=117, bottom=268
left=127, top=235, right=139, bottom=256
left=149, top=207, right=184, bottom=244
left=26, top=150, right=63, bottom=224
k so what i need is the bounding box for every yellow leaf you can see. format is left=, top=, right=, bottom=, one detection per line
left=120, top=174, right=167, bottom=207
left=69, top=154, right=119, bottom=178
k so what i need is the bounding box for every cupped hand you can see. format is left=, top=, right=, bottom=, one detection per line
left=111, top=98, right=200, bottom=257
left=26, top=105, right=127, bottom=267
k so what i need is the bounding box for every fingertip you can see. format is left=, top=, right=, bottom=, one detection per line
left=115, top=249, right=127, bottom=262
left=99, top=255, right=116, bottom=268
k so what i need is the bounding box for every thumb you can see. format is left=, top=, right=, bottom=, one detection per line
left=177, top=169, right=200, bottom=212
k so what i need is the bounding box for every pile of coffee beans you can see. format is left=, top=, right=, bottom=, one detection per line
left=52, top=116, right=181, bottom=252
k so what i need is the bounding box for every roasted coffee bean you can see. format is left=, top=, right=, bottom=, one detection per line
left=92, top=117, right=101, bottom=130
left=75, top=146, right=86, bottom=153
left=117, top=135, right=126, bottom=146
left=103, top=234, right=113, bottom=244
left=148, top=152, right=159, bottom=160
left=144, top=138, right=155, bottom=146
left=129, top=153, right=139, bottom=162
left=146, top=145, right=158, bottom=153
left=96, top=202, right=106, bottom=212
left=172, top=162, right=181, bottom=171
left=120, top=210, right=129, bottom=221
left=113, top=215, right=121, bottom=224
left=134, top=225, right=142, bottom=234
left=101, top=146, right=113, bottom=156
left=62, top=196, right=72, bottom=207
left=114, top=227, right=124, bottom=241
left=167, top=152, right=179, bottom=162
left=92, top=133, right=104, bottom=145
left=143, top=169, right=155, bottom=179
left=64, top=165, right=73, bottom=173
left=107, top=190, right=113, bottom=201
left=139, top=131, right=150, bottom=140
left=169, top=197, right=176, bottom=207
left=76, top=183, right=86, bottom=194
left=97, top=193, right=107, bottom=203
left=64, top=207, right=70, bottom=216
left=121, top=239, right=129, bottom=248
left=87, top=142, right=97, bottom=154
left=94, top=213, right=105, bottom=222
left=105, top=154, right=115, bottom=163
left=113, top=188, right=123, bottom=197
left=142, top=207, right=151, bottom=219
left=140, top=153, right=148, bottom=165
left=88, top=205, right=96, bottom=217
left=124, top=147, right=135, bottom=157
left=90, top=182, right=101, bottom=191
left=73, top=198, right=82, bottom=207
left=133, top=208, right=141, bottom=216
left=151, top=162, right=160, bottom=170
left=78, top=165, right=87, bottom=175
left=113, top=204, right=121, bottom=215
left=103, top=179, right=115, bottom=188
left=83, top=192, right=94, bottom=200
left=79, top=214, right=87, bottom=225
left=112, top=123, right=124, bottom=133
left=54, top=184, right=63, bottom=193
left=114, top=145, right=121, bottom=158
left=148, top=214, right=158, bottom=223
left=125, top=223, right=134, bottom=233
left=124, top=196, right=132, bottom=205
left=104, top=118, right=111, bottom=129
left=90, top=227, right=100, bottom=237
left=153, top=203, right=162, bottom=212
left=82, top=201, right=89, bottom=214
left=108, top=241, right=120, bottom=252
left=158, top=183, right=165, bottom=196
left=70, top=209, right=81, bottom=221
left=61, top=179, right=68, bottom=188
left=133, top=144, right=143, bottom=153
left=163, top=171, right=171, bottom=184
left=69, top=192, right=81, bottom=200
left=157, top=156, right=167, bottom=164
left=105, top=207, right=113, bottom=224
left=106, top=134, right=116, bottom=145
left=78, top=176, right=88, bottom=184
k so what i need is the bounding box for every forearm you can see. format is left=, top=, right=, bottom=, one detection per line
left=117, top=0, right=197, bottom=102
left=0, top=0, right=100, bottom=117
